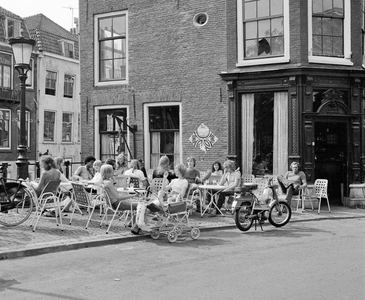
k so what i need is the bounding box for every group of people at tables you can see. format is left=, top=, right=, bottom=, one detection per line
left=30, top=152, right=307, bottom=231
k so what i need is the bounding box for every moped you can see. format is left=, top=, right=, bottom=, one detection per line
left=232, top=178, right=291, bottom=231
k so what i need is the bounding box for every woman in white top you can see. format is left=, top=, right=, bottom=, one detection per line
left=88, top=160, right=103, bottom=192
left=124, top=159, right=149, bottom=188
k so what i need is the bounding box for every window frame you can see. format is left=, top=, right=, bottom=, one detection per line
left=43, top=110, right=56, bottom=142
left=60, top=40, right=75, bottom=59
left=94, top=105, right=130, bottom=160
left=25, top=58, right=34, bottom=89
left=237, top=0, right=290, bottom=67
left=308, top=0, right=352, bottom=66
left=45, top=70, right=57, bottom=96
left=64, top=74, right=75, bottom=98
left=94, top=10, right=128, bottom=86
left=0, top=109, right=11, bottom=149
left=0, top=52, right=12, bottom=89
left=5, top=17, right=21, bottom=39
left=62, top=112, right=73, bottom=143
left=362, top=0, right=365, bottom=67
left=143, top=102, right=182, bottom=169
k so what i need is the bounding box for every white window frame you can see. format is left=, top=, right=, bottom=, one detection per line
left=94, top=105, right=130, bottom=159
left=64, top=74, right=75, bottom=98
left=94, top=10, right=128, bottom=87
left=143, top=102, right=182, bottom=169
left=62, top=112, right=73, bottom=143
left=308, top=0, right=352, bottom=66
left=45, top=70, right=57, bottom=96
left=5, top=17, right=21, bottom=39
left=0, top=108, right=11, bottom=149
left=0, top=51, right=13, bottom=89
left=59, top=40, right=75, bottom=59
left=237, top=0, right=290, bottom=67
left=43, top=110, right=56, bottom=143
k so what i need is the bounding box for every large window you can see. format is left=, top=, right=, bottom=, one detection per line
left=0, top=53, right=11, bottom=88
left=308, top=0, right=352, bottom=65
left=149, top=106, right=180, bottom=169
left=44, top=111, right=55, bottom=142
left=0, top=109, right=10, bottom=148
left=94, top=11, right=127, bottom=86
left=237, top=0, right=290, bottom=66
left=17, top=110, right=30, bottom=148
left=62, top=113, right=73, bottom=142
left=64, top=74, right=74, bottom=98
left=45, top=71, right=57, bottom=96
left=98, top=108, right=128, bottom=162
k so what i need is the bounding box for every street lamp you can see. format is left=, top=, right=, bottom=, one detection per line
left=9, top=35, right=36, bottom=179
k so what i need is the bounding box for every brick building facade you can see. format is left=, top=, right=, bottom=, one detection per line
left=79, top=0, right=365, bottom=205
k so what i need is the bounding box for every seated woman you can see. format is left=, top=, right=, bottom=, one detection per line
left=73, top=156, right=96, bottom=181
left=115, top=154, right=128, bottom=175
left=152, top=155, right=177, bottom=182
left=200, top=160, right=223, bottom=211
left=277, top=161, right=307, bottom=207
left=101, top=164, right=137, bottom=211
left=88, top=160, right=103, bottom=192
left=32, top=156, right=61, bottom=197
left=133, top=164, right=188, bottom=233
left=124, top=159, right=149, bottom=188
left=211, top=160, right=241, bottom=216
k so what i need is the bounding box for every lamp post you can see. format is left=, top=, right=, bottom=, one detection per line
left=9, top=35, right=36, bottom=179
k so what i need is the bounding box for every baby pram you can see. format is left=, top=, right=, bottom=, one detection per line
left=147, top=200, right=200, bottom=243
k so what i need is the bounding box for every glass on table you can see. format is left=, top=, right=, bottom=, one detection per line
left=212, top=180, right=217, bottom=185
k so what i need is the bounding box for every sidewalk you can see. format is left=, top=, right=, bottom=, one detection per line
left=1, top=205, right=364, bottom=260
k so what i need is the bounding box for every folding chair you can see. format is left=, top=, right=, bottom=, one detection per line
left=313, top=179, right=331, bottom=214
left=100, top=185, right=137, bottom=234
left=69, top=182, right=105, bottom=228
left=30, top=180, right=62, bottom=232
left=148, top=178, right=164, bottom=196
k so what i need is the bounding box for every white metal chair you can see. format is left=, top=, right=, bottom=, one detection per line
left=69, top=182, right=105, bottom=228
left=100, top=185, right=137, bottom=234
left=30, top=180, right=62, bottom=232
left=241, top=174, right=255, bottom=184
left=313, top=179, right=331, bottom=214
left=291, top=188, right=313, bottom=213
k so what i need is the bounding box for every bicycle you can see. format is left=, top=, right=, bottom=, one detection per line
left=0, top=177, right=34, bottom=226
left=232, top=177, right=292, bottom=231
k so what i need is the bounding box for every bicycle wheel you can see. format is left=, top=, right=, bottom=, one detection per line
left=268, top=201, right=291, bottom=227
left=234, top=203, right=253, bottom=231
left=0, top=187, right=33, bottom=227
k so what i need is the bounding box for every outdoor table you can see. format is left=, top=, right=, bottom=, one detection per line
left=117, top=187, right=146, bottom=196
left=198, top=184, right=226, bottom=217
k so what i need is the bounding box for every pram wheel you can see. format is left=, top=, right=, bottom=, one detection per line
left=167, top=230, right=178, bottom=243
left=190, top=227, right=200, bottom=240
left=151, top=228, right=160, bottom=240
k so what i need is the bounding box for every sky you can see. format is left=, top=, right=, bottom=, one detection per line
left=1, top=0, right=79, bottom=31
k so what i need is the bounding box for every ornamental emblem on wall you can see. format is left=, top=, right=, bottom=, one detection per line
left=189, top=123, right=218, bottom=153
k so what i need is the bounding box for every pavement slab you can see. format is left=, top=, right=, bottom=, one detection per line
left=0, top=205, right=364, bottom=260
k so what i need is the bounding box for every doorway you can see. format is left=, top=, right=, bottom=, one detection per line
left=314, top=121, right=348, bottom=205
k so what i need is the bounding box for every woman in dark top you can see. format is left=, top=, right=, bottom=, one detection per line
left=152, top=155, right=176, bottom=182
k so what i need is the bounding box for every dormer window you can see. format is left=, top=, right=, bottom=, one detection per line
left=60, top=40, right=74, bottom=58
left=6, top=18, right=21, bottom=39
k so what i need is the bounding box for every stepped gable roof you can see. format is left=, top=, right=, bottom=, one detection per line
left=0, top=6, right=30, bottom=42
left=25, top=14, right=78, bottom=59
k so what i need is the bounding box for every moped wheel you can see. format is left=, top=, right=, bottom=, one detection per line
left=0, top=187, right=33, bottom=227
left=190, top=227, right=200, bottom=240
left=234, top=203, right=253, bottom=231
left=268, top=201, right=291, bottom=227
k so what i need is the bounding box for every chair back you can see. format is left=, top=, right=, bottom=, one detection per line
left=241, top=174, right=255, bottom=184
left=251, top=177, right=269, bottom=199
left=41, top=180, right=61, bottom=196
left=313, top=179, right=328, bottom=197
left=71, top=182, right=91, bottom=207
left=150, top=178, right=164, bottom=194
left=129, top=176, right=140, bottom=188
left=146, top=169, right=154, bottom=182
